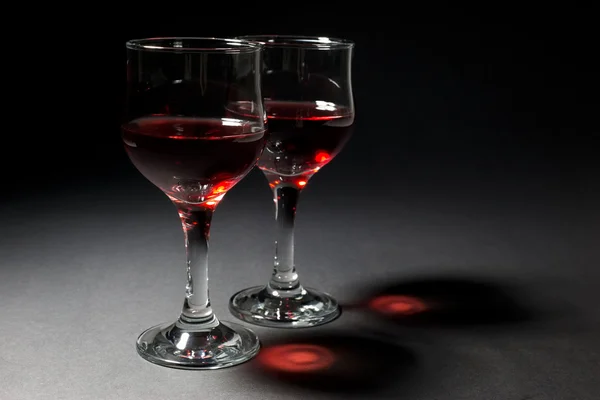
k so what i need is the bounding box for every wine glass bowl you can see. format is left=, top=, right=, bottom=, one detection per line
left=228, top=35, right=355, bottom=328
left=123, top=37, right=265, bottom=369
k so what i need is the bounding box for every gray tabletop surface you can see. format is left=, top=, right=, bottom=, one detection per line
left=1, top=148, right=599, bottom=400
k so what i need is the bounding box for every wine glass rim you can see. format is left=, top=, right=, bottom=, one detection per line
left=237, top=35, right=355, bottom=49
left=125, top=37, right=262, bottom=53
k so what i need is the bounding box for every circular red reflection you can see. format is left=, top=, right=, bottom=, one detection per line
left=258, top=344, right=336, bottom=373
left=368, top=295, right=428, bottom=316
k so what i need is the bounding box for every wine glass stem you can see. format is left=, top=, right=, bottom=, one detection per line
left=177, top=207, right=216, bottom=324
left=269, top=185, right=302, bottom=293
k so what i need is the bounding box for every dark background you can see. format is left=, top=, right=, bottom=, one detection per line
left=1, top=11, right=599, bottom=400
left=2, top=13, right=598, bottom=199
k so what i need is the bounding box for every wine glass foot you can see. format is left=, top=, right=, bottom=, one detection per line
left=136, top=319, right=260, bottom=370
left=229, top=285, right=341, bottom=328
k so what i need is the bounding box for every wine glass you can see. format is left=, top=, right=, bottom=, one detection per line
left=123, top=37, right=266, bottom=369
left=228, top=35, right=355, bottom=328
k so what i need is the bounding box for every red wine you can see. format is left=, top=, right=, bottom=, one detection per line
left=229, top=100, right=354, bottom=187
left=122, top=116, right=265, bottom=207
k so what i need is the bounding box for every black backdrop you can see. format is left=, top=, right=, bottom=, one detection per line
left=2, top=13, right=597, bottom=201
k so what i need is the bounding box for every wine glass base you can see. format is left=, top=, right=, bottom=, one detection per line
left=229, top=285, right=341, bottom=328
left=136, top=319, right=260, bottom=370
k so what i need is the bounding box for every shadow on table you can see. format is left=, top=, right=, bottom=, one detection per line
left=241, top=273, right=554, bottom=396
left=345, top=274, right=536, bottom=329
left=246, top=331, right=417, bottom=396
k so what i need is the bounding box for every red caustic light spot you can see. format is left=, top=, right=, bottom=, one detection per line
left=368, top=295, right=428, bottom=316
left=258, top=344, right=336, bottom=373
